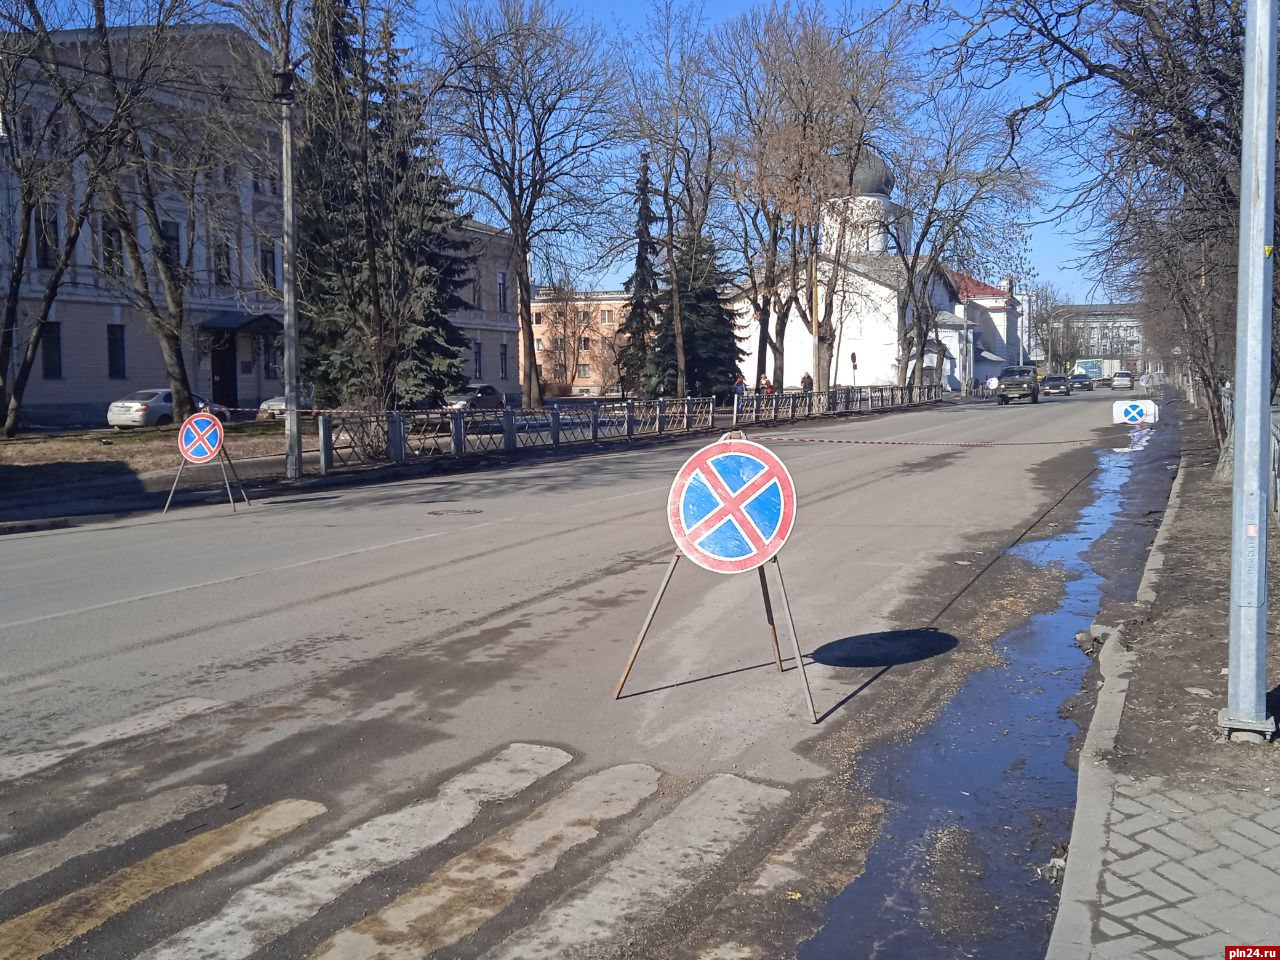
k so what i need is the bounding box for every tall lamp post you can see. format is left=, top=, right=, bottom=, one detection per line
left=276, top=65, right=302, bottom=480
left=1222, top=0, right=1277, bottom=742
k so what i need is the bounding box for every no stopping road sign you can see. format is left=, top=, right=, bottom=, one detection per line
left=178, top=412, right=224, bottom=464
left=667, top=438, right=797, bottom=574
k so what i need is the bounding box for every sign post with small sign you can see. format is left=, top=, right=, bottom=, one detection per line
left=164, top=412, right=251, bottom=514
left=613, top=434, right=817, bottom=722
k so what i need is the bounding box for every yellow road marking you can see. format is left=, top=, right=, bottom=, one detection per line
left=0, top=798, right=324, bottom=960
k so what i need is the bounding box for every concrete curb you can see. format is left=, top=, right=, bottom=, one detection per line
left=1045, top=444, right=1188, bottom=959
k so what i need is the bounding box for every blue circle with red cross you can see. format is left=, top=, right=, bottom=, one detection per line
left=667, top=439, right=797, bottom=574
left=179, top=412, right=224, bottom=464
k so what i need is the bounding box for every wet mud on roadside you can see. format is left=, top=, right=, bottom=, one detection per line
left=797, top=412, right=1181, bottom=959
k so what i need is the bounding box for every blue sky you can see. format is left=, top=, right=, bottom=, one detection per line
left=568, top=0, right=1108, bottom=304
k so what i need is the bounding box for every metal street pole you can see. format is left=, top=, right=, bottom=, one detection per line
left=277, top=68, right=302, bottom=480
left=1222, top=0, right=1277, bottom=742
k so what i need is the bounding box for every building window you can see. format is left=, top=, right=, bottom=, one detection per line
left=499, top=342, right=509, bottom=380
left=497, top=271, right=508, bottom=313
left=579, top=310, right=590, bottom=323
left=252, top=171, right=262, bottom=194
left=471, top=277, right=482, bottom=310
left=157, top=220, right=180, bottom=271
left=576, top=363, right=590, bottom=379
left=41, top=321, right=61, bottom=379
left=213, top=238, right=232, bottom=287
left=101, top=217, right=123, bottom=279
left=34, top=207, right=58, bottom=269
left=474, top=340, right=483, bottom=378
left=536, top=363, right=543, bottom=379
left=263, top=336, right=280, bottom=379
left=259, top=241, right=278, bottom=287
left=601, top=309, right=612, bottom=324
left=533, top=311, right=542, bottom=325
left=107, top=324, right=126, bottom=379
left=552, top=363, right=567, bottom=380
left=20, top=113, right=33, bottom=147
left=552, top=337, right=564, bottom=351
left=223, top=164, right=237, bottom=187
left=580, top=336, right=591, bottom=351
left=534, top=339, right=543, bottom=353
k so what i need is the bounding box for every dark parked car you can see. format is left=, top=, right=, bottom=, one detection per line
left=996, top=366, right=1039, bottom=405
left=444, top=383, right=505, bottom=410
left=1069, top=373, right=1094, bottom=392
left=1042, top=375, right=1072, bottom=396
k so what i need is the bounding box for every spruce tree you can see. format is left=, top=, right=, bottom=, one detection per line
left=649, top=232, right=744, bottom=400
left=616, top=153, right=663, bottom=397
left=296, top=0, right=470, bottom=410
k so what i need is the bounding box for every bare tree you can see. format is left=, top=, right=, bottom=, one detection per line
left=440, top=0, right=617, bottom=409
left=951, top=0, right=1252, bottom=443
left=881, top=84, right=1035, bottom=385
left=1025, top=282, right=1084, bottom=373
left=765, top=3, right=905, bottom=392
left=623, top=0, right=725, bottom=398
left=0, top=0, right=189, bottom=435
left=709, top=4, right=796, bottom=390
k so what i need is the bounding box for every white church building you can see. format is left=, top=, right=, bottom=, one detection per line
left=737, top=154, right=1023, bottom=391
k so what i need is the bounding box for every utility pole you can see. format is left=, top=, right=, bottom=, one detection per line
left=277, top=66, right=302, bottom=480
left=1222, top=0, right=1277, bottom=742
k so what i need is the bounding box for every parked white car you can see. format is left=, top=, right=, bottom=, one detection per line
left=107, top=390, right=229, bottom=428
left=258, top=393, right=317, bottom=419
left=258, top=396, right=287, bottom=419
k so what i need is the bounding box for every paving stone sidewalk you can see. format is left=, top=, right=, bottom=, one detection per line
left=1088, top=776, right=1280, bottom=958
left=1048, top=412, right=1280, bottom=960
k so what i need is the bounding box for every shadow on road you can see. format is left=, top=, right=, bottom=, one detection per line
left=809, top=627, right=958, bottom=722
left=809, top=627, right=957, bottom=668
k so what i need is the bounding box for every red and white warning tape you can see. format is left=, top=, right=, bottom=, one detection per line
left=753, top=432, right=1136, bottom=448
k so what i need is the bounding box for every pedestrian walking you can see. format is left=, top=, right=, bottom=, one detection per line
left=733, top=374, right=746, bottom=398
left=800, top=372, right=814, bottom=393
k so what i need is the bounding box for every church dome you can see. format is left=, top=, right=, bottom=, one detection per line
left=851, top=151, right=894, bottom=197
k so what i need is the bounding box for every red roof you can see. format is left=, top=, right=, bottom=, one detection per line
left=948, top=270, right=1009, bottom=301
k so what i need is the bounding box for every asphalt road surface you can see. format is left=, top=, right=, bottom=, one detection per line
left=0, top=392, right=1167, bottom=959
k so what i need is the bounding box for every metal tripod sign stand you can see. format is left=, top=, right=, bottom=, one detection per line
left=613, top=435, right=818, bottom=722
left=164, top=412, right=252, bottom=514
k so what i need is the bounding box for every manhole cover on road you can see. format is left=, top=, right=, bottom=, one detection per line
left=426, top=508, right=483, bottom=516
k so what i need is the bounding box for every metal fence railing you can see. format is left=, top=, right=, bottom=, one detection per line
left=316, top=384, right=945, bottom=475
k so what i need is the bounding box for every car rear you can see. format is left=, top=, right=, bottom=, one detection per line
left=107, top=390, right=168, bottom=427
left=1111, top=371, right=1135, bottom=390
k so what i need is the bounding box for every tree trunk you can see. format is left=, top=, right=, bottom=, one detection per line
left=813, top=334, right=833, bottom=393
left=3, top=184, right=94, bottom=437
left=106, top=179, right=196, bottom=421
left=771, top=301, right=789, bottom=388
left=664, top=231, right=687, bottom=397
left=754, top=300, right=771, bottom=385
left=896, top=296, right=911, bottom=386
left=0, top=197, right=35, bottom=423
left=515, top=246, right=541, bottom=409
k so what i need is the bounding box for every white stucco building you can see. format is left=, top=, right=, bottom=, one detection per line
left=737, top=154, right=1022, bottom=391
